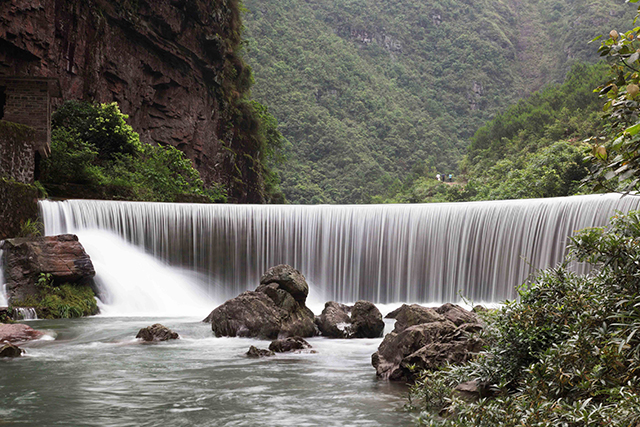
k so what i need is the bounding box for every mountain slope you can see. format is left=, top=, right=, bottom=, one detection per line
left=242, top=0, right=635, bottom=203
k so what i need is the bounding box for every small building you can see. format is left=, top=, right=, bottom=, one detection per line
left=0, top=76, right=61, bottom=183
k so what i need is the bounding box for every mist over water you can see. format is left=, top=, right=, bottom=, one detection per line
left=76, top=230, right=218, bottom=318
left=40, top=194, right=640, bottom=305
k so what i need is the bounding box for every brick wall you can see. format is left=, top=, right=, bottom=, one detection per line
left=0, top=121, right=36, bottom=184
left=0, top=178, right=39, bottom=240
left=2, top=80, right=50, bottom=154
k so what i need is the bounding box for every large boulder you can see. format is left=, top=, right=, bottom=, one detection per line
left=316, top=300, right=385, bottom=338
left=372, top=303, right=484, bottom=382
left=0, top=323, right=44, bottom=343
left=315, top=301, right=351, bottom=338
left=350, top=300, right=385, bottom=338
left=205, top=291, right=286, bottom=339
left=205, top=265, right=316, bottom=340
left=1, top=234, right=95, bottom=304
left=258, top=264, right=309, bottom=305
left=136, top=324, right=179, bottom=342
left=386, top=304, right=446, bottom=332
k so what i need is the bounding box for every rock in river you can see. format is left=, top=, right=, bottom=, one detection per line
left=0, top=323, right=44, bottom=343
left=269, top=336, right=312, bottom=353
left=246, top=346, right=275, bottom=358
left=136, top=324, right=179, bottom=342
left=316, top=300, right=384, bottom=338
left=205, top=265, right=316, bottom=340
left=372, top=303, right=484, bottom=382
left=0, top=343, right=24, bottom=358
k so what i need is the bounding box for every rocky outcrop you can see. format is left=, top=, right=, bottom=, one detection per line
left=0, top=323, right=44, bottom=343
left=136, top=324, right=179, bottom=342
left=258, top=265, right=309, bottom=304
left=0, top=343, right=24, bottom=358
left=1, top=234, right=95, bottom=304
left=316, top=300, right=384, bottom=338
left=246, top=345, right=275, bottom=358
left=268, top=336, right=312, bottom=353
left=0, top=0, right=265, bottom=202
left=372, top=304, right=484, bottom=382
left=205, top=265, right=316, bottom=340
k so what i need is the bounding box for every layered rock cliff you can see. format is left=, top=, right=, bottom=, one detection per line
left=0, top=0, right=264, bottom=202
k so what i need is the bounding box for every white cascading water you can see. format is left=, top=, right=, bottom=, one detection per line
left=0, top=248, right=8, bottom=307
left=76, top=230, right=218, bottom=317
left=12, top=307, right=37, bottom=320
left=39, top=193, right=640, bottom=306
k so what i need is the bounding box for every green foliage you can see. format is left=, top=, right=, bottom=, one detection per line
left=51, top=101, right=141, bottom=161
left=383, top=63, right=607, bottom=203
left=408, top=211, right=640, bottom=426
left=586, top=2, right=640, bottom=194
left=17, top=218, right=42, bottom=238
left=41, top=101, right=225, bottom=202
left=242, top=0, right=636, bottom=203
left=14, top=274, right=98, bottom=319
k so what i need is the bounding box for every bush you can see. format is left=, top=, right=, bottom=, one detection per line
left=12, top=274, right=99, bottom=319
left=408, top=210, right=640, bottom=426
left=41, top=101, right=226, bottom=202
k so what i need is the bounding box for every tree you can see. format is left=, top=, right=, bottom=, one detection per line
left=587, top=0, right=640, bottom=192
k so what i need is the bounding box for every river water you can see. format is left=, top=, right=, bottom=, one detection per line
left=0, top=316, right=410, bottom=426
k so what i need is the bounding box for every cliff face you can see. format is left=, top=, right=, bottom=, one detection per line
left=0, top=0, right=263, bottom=202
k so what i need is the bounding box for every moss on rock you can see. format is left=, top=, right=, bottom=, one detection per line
left=12, top=282, right=99, bottom=319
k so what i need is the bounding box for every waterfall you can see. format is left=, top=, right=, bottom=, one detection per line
left=0, top=248, right=7, bottom=307
left=40, top=194, right=640, bottom=305
left=12, top=307, right=37, bottom=320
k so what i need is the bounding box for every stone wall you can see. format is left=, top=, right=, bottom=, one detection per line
left=1, top=80, right=50, bottom=154
left=0, top=178, right=38, bottom=241
left=0, top=120, right=36, bottom=184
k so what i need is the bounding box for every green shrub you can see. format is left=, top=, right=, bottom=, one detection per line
left=12, top=273, right=99, bottom=319
left=408, top=210, right=640, bottom=426
left=51, top=101, right=141, bottom=160
left=41, top=100, right=225, bottom=202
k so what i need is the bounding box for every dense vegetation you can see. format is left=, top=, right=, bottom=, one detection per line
left=385, top=62, right=609, bottom=203
left=12, top=274, right=98, bottom=319
left=242, top=0, right=636, bottom=203
left=40, top=101, right=226, bottom=203
left=408, top=211, right=640, bottom=425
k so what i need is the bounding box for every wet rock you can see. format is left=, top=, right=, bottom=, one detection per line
left=269, top=336, right=312, bottom=353
left=1, top=234, right=95, bottom=304
left=246, top=346, right=275, bottom=358
left=372, top=304, right=484, bottom=382
left=435, top=303, right=481, bottom=326
left=386, top=304, right=446, bottom=332
left=205, top=265, right=316, bottom=340
left=0, top=323, right=44, bottom=343
left=258, top=265, right=309, bottom=305
left=136, top=324, right=179, bottom=342
left=0, top=343, right=24, bottom=358
left=350, top=300, right=385, bottom=338
left=205, top=291, right=284, bottom=339
left=315, top=301, right=352, bottom=338
left=316, top=300, right=384, bottom=338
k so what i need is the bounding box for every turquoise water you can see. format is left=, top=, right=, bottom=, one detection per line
left=0, top=317, right=410, bottom=426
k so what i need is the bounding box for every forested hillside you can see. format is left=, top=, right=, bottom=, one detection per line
left=242, top=0, right=636, bottom=203
left=387, top=62, right=608, bottom=202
